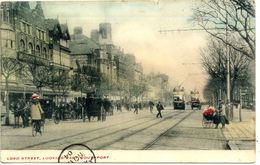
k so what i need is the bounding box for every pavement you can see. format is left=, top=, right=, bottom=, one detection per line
left=222, top=107, right=256, bottom=150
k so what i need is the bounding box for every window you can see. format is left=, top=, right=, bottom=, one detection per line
left=19, top=40, right=25, bottom=51
left=43, top=48, right=47, bottom=58
left=28, top=43, right=33, bottom=54
left=27, top=24, right=30, bottom=34
left=3, top=9, right=10, bottom=23
left=36, top=45, right=40, bottom=56
left=20, top=22, right=23, bottom=31
left=38, top=30, right=41, bottom=39
left=23, top=22, right=26, bottom=33
left=42, top=32, right=45, bottom=41
left=10, top=40, right=14, bottom=48
left=36, top=29, right=39, bottom=38
left=101, top=28, right=107, bottom=39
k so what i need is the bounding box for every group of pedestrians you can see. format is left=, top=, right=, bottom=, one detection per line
left=134, top=100, right=164, bottom=118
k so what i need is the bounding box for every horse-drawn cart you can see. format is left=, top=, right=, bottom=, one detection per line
left=84, top=97, right=106, bottom=122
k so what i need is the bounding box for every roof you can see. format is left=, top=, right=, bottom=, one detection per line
left=69, top=35, right=100, bottom=55
left=44, top=19, right=70, bottom=40
left=60, top=23, right=71, bottom=40
left=44, top=19, right=59, bottom=31
left=13, top=2, right=45, bottom=27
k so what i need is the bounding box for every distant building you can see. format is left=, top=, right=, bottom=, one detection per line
left=70, top=26, right=105, bottom=93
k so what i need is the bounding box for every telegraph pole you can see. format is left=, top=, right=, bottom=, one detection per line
left=225, top=4, right=232, bottom=120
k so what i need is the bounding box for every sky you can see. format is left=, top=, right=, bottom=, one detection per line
left=34, top=0, right=210, bottom=98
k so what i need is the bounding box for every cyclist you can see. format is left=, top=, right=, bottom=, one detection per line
left=31, top=93, right=44, bottom=134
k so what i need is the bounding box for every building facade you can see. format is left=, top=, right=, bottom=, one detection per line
left=0, top=1, right=71, bottom=105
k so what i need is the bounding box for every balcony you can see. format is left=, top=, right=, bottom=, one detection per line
left=17, top=51, right=50, bottom=66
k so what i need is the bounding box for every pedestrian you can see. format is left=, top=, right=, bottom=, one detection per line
left=133, top=101, right=139, bottom=114
left=148, top=101, right=154, bottom=113
left=31, top=93, right=44, bottom=134
left=213, top=104, right=229, bottom=129
left=156, top=101, right=164, bottom=118
left=23, top=100, right=30, bottom=127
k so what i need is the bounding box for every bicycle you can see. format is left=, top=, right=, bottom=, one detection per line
left=32, top=114, right=45, bottom=136
left=53, top=109, right=61, bottom=124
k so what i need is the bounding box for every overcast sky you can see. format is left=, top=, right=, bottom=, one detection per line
left=35, top=0, right=209, bottom=97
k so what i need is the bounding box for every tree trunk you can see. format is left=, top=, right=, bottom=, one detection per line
left=5, top=79, right=10, bottom=125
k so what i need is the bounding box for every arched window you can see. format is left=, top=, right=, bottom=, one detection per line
left=19, top=40, right=25, bottom=51
left=36, top=45, right=40, bottom=56
left=43, top=48, right=47, bottom=58
left=28, top=43, right=33, bottom=54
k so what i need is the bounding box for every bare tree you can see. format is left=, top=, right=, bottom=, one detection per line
left=203, top=77, right=220, bottom=106
left=201, top=38, right=251, bottom=101
left=1, top=57, right=22, bottom=125
left=48, top=68, right=71, bottom=101
left=25, top=64, right=51, bottom=94
left=192, top=0, right=255, bottom=59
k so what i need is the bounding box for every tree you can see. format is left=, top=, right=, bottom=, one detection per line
left=129, top=81, right=148, bottom=101
left=201, top=38, right=251, bottom=102
left=192, top=0, right=255, bottom=59
left=1, top=57, right=22, bottom=125
left=22, top=63, right=51, bottom=94
left=48, top=68, right=71, bottom=101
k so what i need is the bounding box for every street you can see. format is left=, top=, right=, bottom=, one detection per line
left=1, top=105, right=227, bottom=150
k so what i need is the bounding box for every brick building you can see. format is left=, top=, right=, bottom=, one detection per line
left=0, top=2, right=71, bottom=116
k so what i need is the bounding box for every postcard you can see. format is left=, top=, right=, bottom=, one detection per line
left=0, top=0, right=256, bottom=163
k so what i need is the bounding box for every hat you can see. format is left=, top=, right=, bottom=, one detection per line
left=32, top=93, right=40, bottom=100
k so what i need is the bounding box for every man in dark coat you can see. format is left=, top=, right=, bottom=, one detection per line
left=156, top=101, right=164, bottom=118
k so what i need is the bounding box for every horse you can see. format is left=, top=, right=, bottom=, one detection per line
left=12, top=100, right=26, bottom=128
left=103, top=98, right=113, bottom=116
left=22, top=102, right=30, bottom=127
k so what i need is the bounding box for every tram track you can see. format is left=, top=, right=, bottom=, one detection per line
left=92, top=110, right=193, bottom=150
left=142, top=110, right=194, bottom=150
left=19, top=110, right=183, bottom=150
